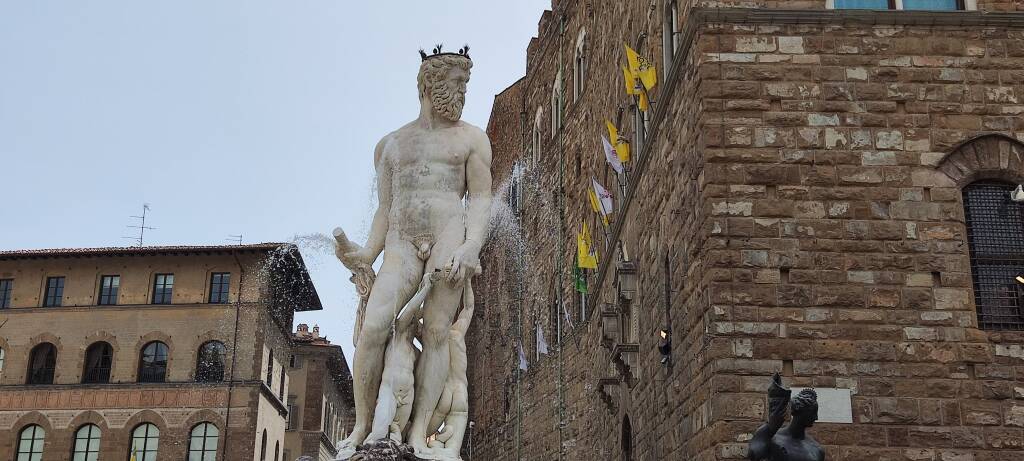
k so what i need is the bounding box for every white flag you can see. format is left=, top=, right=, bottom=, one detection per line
left=536, top=323, right=549, bottom=356
left=563, top=301, right=575, bottom=330
left=602, top=136, right=624, bottom=174
left=592, top=177, right=613, bottom=217
left=518, top=342, right=528, bottom=371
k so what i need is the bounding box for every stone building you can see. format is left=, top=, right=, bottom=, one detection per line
left=0, top=243, right=320, bottom=461
left=469, top=1, right=1024, bottom=460
left=283, top=323, right=354, bottom=461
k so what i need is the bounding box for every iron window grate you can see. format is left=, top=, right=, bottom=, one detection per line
left=963, top=181, right=1024, bottom=330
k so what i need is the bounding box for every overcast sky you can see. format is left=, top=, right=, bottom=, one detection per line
left=0, top=1, right=549, bottom=364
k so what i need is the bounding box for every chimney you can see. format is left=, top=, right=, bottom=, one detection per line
left=297, top=324, right=309, bottom=335
left=312, top=324, right=320, bottom=338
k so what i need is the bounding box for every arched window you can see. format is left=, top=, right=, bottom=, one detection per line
left=129, top=423, right=159, bottom=461
left=260, top=429, right=268, bottom=461
left=265, top=348, right=274, bottom=385
left=963, top=180, right=1024, bottom=330
left=188, top=422, right=219, bottom=461
left=16, top=424, right=45, bottom=461
left=550, top=72, right=563, bottom=138
left=274, top=441, right=280, bottom=461
left=573, top=28, right=587, bottom=101
left=0, top=346, right=6, bottom=376
left=71, top=424, right=101, bottom=461
left=82, top=342, right=113, bottom=384
left=532, top=108, right=543, bottom=166
left=196, top=341, right=226, bottom=382
left=138, top=341, right=168, bottom=383
left=27, top=342, right=57, bottom=385
left=278, top=366, right=286, bottom=400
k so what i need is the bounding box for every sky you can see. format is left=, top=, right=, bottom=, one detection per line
left=0, top=1, right=550, bottom=364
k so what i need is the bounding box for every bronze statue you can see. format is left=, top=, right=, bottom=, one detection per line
left=748, top=373, right=825, bottom=461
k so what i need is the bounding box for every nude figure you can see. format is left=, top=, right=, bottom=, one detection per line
left=366, top=272, right=434, bottom=443
left=421, top=278, right=474, bottom=460
left=334, top=47, right=492, bottom=458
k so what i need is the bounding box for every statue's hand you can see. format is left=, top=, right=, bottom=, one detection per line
left=448, top=240, right=481, bottom=287
left=336, top=245, right=375, bottom=271
left=767, top=396, right=787, bottom=429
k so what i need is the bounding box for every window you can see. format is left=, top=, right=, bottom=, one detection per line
left=260, top=429, right=268, bottom=461
left=831, top=0, right=965, bottom=9
left=98, top=275, right=119, bottom=305
left=0, top=278, right=12, bottom=308
left=550, top=73, right=563, bottom=138
left=266, top=348, right=274, bottom=386
left=287, top=397, right=299, bottom=430
left=82, top=342, right=113, bottom=384
left=71, top=424, right=101, bottom=461
left=278, top=366, right=286, bottom=400
left=188, top=422, right=219, bottom=461
left=532, top=108, right=543, bottom=166
left=573, top=29, right=587, bottom=101
left=16, top=424, right=45, bottom=461
left=0, top=347, right=5, bottom=376
left=130, top=423, right=159, bottom=461
left=208, top=272, right=231, bottom=304
left=274, top=442, right=279, bottom=461
left=138, top=341, right=168, bottom=383
left=963, top=181, right=1024, bottom=330
left=27, top=342, right=56, bottom=384
left=663, top=1, right=681, bottom=75
left=196, top=340, right=226, bottom=382
left=43, top=276, right=64, bottom=307
left=152, top=273, right=173, bottom=304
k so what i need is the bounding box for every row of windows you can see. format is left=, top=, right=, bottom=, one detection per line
left=15, top=422, right=219, bottom=461
left=18, top=340, right=226, bottom=385
left=0, top=272, right=231, bottom=308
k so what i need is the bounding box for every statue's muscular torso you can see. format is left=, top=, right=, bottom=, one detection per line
left=380, top=121, right=482, bottom=245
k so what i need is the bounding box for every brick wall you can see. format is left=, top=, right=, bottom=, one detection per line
left=468, top=1, right=1024, bottom=460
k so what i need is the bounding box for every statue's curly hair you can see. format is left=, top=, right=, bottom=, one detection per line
left=790, top=388, right=818, bottom=415
left=417, top=54, right=472, bottom=100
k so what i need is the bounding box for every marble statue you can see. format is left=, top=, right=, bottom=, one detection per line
left=334, top=44, right=492, bottom=460
left=748, top=373, right=825, bottom=461
left=423, top=278, right=474, bottom=459
left=367, top=272, right=434, bottom=442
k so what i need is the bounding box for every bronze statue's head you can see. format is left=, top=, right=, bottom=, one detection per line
left=790, top=388, right=819, bottom=428
left=417, top=45, right=472, bottom=122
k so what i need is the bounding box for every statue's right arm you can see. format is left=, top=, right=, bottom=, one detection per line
left=361, top=136, right=392, bottom=261
left=747, top=422, right=776, bottom=460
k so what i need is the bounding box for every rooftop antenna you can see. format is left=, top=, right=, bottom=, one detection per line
left=123, top=204, right=155, bottom=247
left=227, top=234, right=243, bottom=245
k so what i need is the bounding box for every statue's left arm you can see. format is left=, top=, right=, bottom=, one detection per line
left=448, top=128, right=492, bottom=285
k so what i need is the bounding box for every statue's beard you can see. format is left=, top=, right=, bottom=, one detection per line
left=430, top=83, right=465, bottom=122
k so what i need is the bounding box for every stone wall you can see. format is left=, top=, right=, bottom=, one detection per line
left=469, top=1, right=1024, bottom=460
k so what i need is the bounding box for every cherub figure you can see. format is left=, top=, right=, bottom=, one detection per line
left=366, top=272, right=436, bottom=442
left=421, top=278, right=474, bottom=460
left=748, top=373, right=825, bottom=461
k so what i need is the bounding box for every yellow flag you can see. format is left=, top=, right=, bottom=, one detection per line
left=622, top=66, right=637, bottom=96
left=130, top=448, right=138, bottom=461
left=577, top=223, right=598, bottom=269
left=625, top=44, right=657, bottom=91
left=605, top=120, right=630, bottom=163
left=588, top=189, right=609, bottom=226
left=638, top=91, right=650, bottom=112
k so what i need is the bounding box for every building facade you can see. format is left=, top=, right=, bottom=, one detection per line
left=283, top=324, right=354, bottom=461
left=469, top=1, right=1024, bottom=460
left=0, top=244, right=321, bottom=461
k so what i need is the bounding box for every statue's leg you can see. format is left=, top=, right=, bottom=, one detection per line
left=406, top=235, right=464, bottom=452
left=367, top=380, right=396, bottom=441
left=338, top=238, right=422, bottom=456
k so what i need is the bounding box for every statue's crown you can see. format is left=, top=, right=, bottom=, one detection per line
left=419, top=43, right=471, bottom=62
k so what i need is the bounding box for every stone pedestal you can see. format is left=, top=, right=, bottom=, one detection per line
left=342, top=439, right=424, bottom=461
